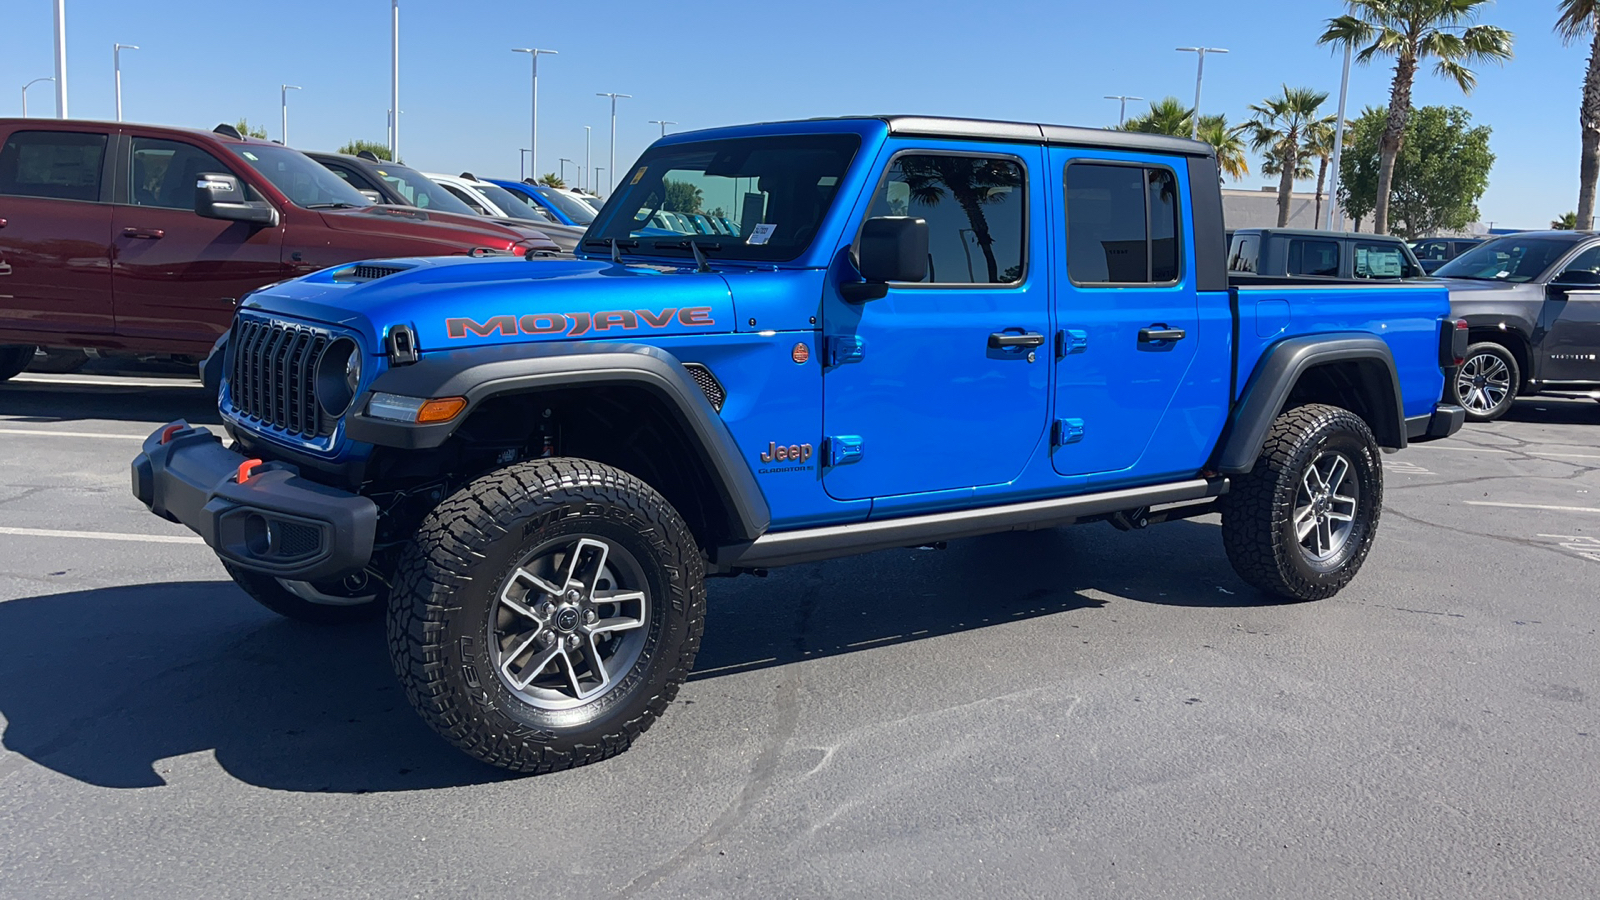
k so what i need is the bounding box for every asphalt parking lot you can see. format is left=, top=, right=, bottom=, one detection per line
left=0, top=371, right=1596, bottom=899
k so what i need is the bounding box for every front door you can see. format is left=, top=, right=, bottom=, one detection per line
left=1048, top=150, right=1202, bottom=480
left=821, top=143, right=1049, bottom=501
left=112, top=135, right=284, bottom=351
left=1540, top=244, right=1600, bottom=384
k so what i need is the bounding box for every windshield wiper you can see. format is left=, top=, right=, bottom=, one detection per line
left=652, top=239, right=721, bottom=272
left=582, top=237, right=640, bottom=263
left=305, top=202, right=362, bottom=209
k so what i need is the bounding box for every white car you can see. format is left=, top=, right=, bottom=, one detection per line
left=425, top=171, right=584, bottom=251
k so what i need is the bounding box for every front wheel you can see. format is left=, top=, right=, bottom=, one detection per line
left=1452, top=342, right=1520, bottom=422
left=0, top=345, right=34, bottom=382
left=1220, top=404, right=1383, bottom=601
left=387, top=458, right=705, bottom=773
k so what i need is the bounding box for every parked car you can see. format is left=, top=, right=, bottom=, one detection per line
left=1227, top=228, right=1425, bottom=280
left=485, top=179, right=598, bottom=227
left=1410, top=237, right=1484, bottom=274
left=424, top=172, right=585, bottom=252
left=133, top=115, right=1465, bottom=773
left=0, top=119, right=558, bottom=379
left=1436, top=230, right=1600, bottom=420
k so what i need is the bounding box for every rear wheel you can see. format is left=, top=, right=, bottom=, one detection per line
left=1221, top=404, right=1383, bottom=601
left=1452, top=342, right=1519, bottom=422
left=224, top=561, right=386, bottom=624
left=0, top=345, right=34, bottom=382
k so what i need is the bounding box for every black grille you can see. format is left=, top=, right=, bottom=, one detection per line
left=683, top=363, right=725, bottom=412
left=229, top=318, right=329, bottom=438
left=334, top=264, right=408, bottom=282
left=275, top=521, right=322, bottom=559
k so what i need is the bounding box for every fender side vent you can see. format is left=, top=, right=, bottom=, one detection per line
left=683, top=363, right=725, bottom=412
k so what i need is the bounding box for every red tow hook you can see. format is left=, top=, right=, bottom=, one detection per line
left=158, top=424, right=188, bottom=444
left=236, top=459, right=264, bottom=484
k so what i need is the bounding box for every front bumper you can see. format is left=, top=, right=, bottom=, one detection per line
left=1405, top=403, right=1467, bottom=444
left=131, top=421, right=377, bottom=581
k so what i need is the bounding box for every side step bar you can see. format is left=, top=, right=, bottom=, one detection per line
left=717, top=477, right=1229, bottom=570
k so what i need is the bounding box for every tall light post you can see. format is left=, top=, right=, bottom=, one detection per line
left=649, top=119, right=676, bottom=137
left=512, top=48, right=557, bottom=179
left=390, top=0, right=400, bottom=160
left=519, top=149, right=532, bottom=180
left=52, top=0, right=68, bottom=118
left=22, top=78, right=54, bottom=118
left=596, top=92, right=630, bottom=195
left=593, top=168, right=604, bottom=197
left=1324, top=42, right=1353, bottom=231
left=113, top=43, right=139, bottom=122
left=1103, top=95, right=1143, bottom=128
left=584, top=125, right=592, bottom=193
left=280, top=84, right=301, bottom=146
left=1176, top=46, right=1228, bottom=139
left=559, top=157, right=572, bottom=184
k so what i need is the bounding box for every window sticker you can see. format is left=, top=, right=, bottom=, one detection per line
left=629, top=166, right=648, bottom=185
left=240, top=151, right=260, bottom=161
left=747, top=223, right=777, bottom=245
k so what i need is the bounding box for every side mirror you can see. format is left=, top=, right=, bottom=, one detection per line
left=1550, top=269, right=1600, bottom=289
left=844, top=216, right=929, bottom=302
left=194, top=172, right=279, bottom=226
left=357, top=189, right=383, bottom=204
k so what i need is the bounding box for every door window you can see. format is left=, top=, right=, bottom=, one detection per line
left=1557, top=245, right=1600, bottom=280
left=1353, top=241, right=1411, bottom=279
left=325, top=163, right=381, bottom=193
left=866, top=153, right=1026, bottom=285
left=130, top=138, right=242, bottom=209
left=0, top=130, right=107, bottom=202
left=1414, top=240, right=1449, bottom=261
left=439, top=183, right=490, bottom=215
left=1064, top=163, right=1182, bottom=285
left=1287, top=239, right=1339, bottom=277
left=1228, top=234, right=1260, bottom=273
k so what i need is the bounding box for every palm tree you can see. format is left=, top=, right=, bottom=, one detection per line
left=1241, top=86, right=1332, bottom=227
left=1320, top=0, right=1514, bottom=235
left=1197, top=114, right=1250, bottom=180
left=1302, top=120, right=1340, bottom=226
left=1553, top=211, right=1581, bottom=229
left=897, top=156, right=1022, bottom=282
left=1558, top=0, right=1600, bottom=230
left=1120, top=97, right=1193, bottom=136
left=537, top=173, right=566, bottom=189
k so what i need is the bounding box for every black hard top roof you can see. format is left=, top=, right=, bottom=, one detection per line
left=867, top=116, right=1216, bottom=158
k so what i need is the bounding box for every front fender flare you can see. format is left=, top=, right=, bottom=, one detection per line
left=346, top=341, right=771, bottom=542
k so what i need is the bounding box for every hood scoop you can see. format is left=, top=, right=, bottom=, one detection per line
left=332, top=263, right=412, bottom=283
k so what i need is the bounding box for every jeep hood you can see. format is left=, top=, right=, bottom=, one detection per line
left=241, top=256, right=734, bottom=352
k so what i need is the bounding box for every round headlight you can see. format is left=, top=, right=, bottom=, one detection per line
left=315, top=337, right=362, bottom=418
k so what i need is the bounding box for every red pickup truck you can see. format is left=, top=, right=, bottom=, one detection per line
left=0, top=119, right=559, bottom=381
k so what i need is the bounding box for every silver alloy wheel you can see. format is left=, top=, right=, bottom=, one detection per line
left=490, top=536, right=649, bottom=711
left=1456, top=351, right=1512, bottom=415
left=1293, top=450, right=1360, bottom=562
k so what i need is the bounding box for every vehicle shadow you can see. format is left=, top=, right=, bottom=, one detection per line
left=1501, top=395, right=1600, bottom=426
left=0, top=521, right=1264, bottom=794
left=0, top=378, right=223, bottom=426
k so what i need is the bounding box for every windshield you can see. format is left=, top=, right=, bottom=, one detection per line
left=587, top=133, right=862, bottom=262
left=1435, top=237, right=1574, bottom=283
left=474, top=182, right=550, bottom=223
left=372, top=165, right=478, bottom=216
left=533, top=185, right=598, bottom=225
left=229, top=144, right=373, bottom=209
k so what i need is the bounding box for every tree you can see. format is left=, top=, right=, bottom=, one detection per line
left=1197, top=114, right=1250, bottom=180
left=1338, top=105, right=1494, bottom=239
left=1557, top=0, right=1600, bottom=230
left=234, top=118, right=268, bottom=139
left=1553, top=211, right=1582, bottom=229
left=662, top=178, right=703, bottom=214
left=337, top=140, right=393, bottom=162
left=537, top=173, right=566, bottom=188
left=1303, top=120, right=1340, bottom=226
left=1240, top=86, right=1332, bottom=227
left=1320, top=0, right=1514, bottom=235
left=1120, top=97, right=1193, bottom=136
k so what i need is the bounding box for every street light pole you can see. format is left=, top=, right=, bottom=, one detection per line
left=512, top=48, right=557, bottom=178
left=114, top=43, right=138, bottom=122
left=53, top=0, right=68, bottom=118
left=519, top=149, right=531, bottom=181
left=649, top=119, right=676, bottom=137
left=559, top=158, right=572, bottom=184
left=280, top=84, right=301, bottom=146
left=1324, top=43, right=1353, bottom=231
left=390, top=0, right=400, bottom=160
left=1176, top=46, right=1228, bottom=139
left=1103, top=95, right=1144, bottom=127
left=596, top=92, right=630, bottom=195
left=22, top=78, right=54, bottom=118
left=584, top=125, right=592, bottom=193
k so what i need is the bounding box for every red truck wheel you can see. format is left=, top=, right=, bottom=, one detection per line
left=0, top=346, right=34, bottom=382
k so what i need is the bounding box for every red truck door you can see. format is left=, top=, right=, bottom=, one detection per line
left=111, top=134, right=284, bottom=353
left=0, top=127, right=115, bottom=339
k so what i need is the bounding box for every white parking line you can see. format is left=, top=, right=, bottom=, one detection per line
left=0, top=526, right=204, bottom=544
left=0, top=428, right=148, bottom=440
left=1464, top=501, right=1600, bottom=514
left=1420, top=445, right=1512, bottom=454
left=1530, top=452, right=1600, bottom=460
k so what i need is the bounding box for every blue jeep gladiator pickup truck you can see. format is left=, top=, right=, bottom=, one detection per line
left=132, top=116, right=1466, bottom=772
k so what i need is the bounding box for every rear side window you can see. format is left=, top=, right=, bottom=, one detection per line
left=1287, top=239, right=1339, bottom=277
left=867, top=152, right=1026, bottom=285
left=0, top=130, right=107, bottom=202
left=1413, top=240, right=1449, bottom=261
left=130, top=137, right=240, bottom=209
left=1354, top=241, right=1413, bottom=279
left=1228, top=234, right=1260, bottom=273
left=1065, top=162, right=1183, bottom=285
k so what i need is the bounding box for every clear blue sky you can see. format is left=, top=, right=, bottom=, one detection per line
left=0, top=0, right=1581, bottom=228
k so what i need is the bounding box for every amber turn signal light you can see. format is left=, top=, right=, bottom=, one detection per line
left=416, top=397, right=468, bottom=423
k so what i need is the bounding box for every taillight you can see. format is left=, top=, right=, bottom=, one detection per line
left=1453, top=319, right=1469, bottom=366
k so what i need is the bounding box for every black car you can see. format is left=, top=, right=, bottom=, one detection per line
left=1227, top=228, right=1425, bottom=280
left=1411, top=237, right=1484, bottom=274
left=1438, top=231, right=1600, bottom=420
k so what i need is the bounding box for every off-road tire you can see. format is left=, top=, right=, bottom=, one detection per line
left=1220, top=404, right=1382, bottom=601
left=387, top=458, right=705, bottom=774
left=1451, top=341, right=1520, bottom=422
left=0, top=346, right=34, bottom=382
left=224, top=561, right=387, bottom=624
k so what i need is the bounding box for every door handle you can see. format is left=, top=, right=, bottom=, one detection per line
left=988, top=331, right=1046, bottom=350
left=1138, top=326, right=1186, bottom=343
left=121, top=227, right=165, bottom=240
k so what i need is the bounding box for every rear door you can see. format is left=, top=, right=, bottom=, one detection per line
left=111, top=135, right=284, bottom=350
left=0, top=127, right=115, bottom=337
left=1048, top=150, right=1203, bottom=481
left=1540, top=244, right=1600, bottom=383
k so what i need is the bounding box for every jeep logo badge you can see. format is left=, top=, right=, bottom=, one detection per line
left=760, top=442, right=813, bottom=464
